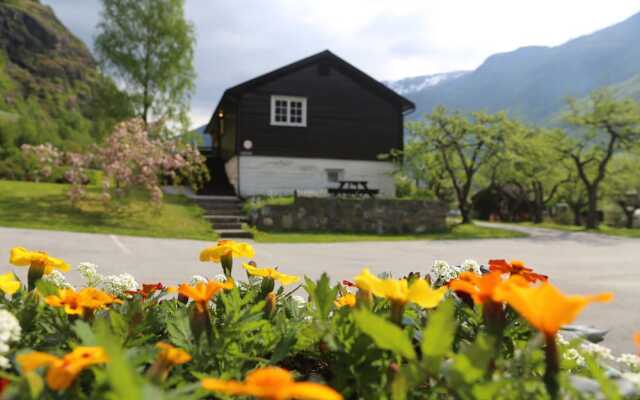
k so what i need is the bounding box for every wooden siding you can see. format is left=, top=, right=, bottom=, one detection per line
left=236, top=63, right=403, bottom=161
left=228, top=155, right=396, bottom=198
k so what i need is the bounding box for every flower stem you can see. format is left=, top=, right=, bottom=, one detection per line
left=544, top=334, right=559, bottom=400
left=390, top=301, right=405, bottom=325
left=27, top=265, right=45, bottom=291
left=221, top=254, right=233, bottom=278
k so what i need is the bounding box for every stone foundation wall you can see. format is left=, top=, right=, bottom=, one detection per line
left=251, top=197, right=448, bottom=234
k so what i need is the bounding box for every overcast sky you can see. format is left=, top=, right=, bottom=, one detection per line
left=42, top=1, right=640, bottom=128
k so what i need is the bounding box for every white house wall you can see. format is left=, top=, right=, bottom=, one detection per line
left=227, top=155, right=395, bottom=198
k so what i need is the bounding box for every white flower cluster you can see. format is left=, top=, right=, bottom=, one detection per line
left=619, top=353, right=640, bottom=370
left=190, top=275, right=209, bottom=285
left=99, top=273, right=139, bottom=297
left=461, top=259, right=482, bottom=275
left=622, top=372, right=640, bottom=387
left=78, top=262, right=102, bottom=287
left=428, top=260, right=459, bottom=287
left=77, top=262, right=139, bottom=297
left=580, top=341, right=615, bottom=361
left=563, top=348, right=586, bottom=367
left=428, top=259, right=482, bottom=287
left=0, top=309, right=21, bottom=369
left=291, top=295, right=307, bottom=309
left=42, top=270, right=74, bottom=289
left=213, top=274, right=227, bottom=282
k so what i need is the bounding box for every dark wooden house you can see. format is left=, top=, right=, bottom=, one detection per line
left=203, top=50, right=415, bottom=197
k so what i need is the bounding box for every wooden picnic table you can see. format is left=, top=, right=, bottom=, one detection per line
left=328, top=180, right=379, bottom=198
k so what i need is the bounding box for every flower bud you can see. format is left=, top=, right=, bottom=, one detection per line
left=263, top=292, right=277, bottom=319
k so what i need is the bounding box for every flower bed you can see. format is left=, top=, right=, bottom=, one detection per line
left=0, top=242, right=638, bottom=399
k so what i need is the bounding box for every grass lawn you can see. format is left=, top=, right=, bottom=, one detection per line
left=0, top=180, right=217, bottom=241
left=250, top=222, right=527, bottom=243
left=518, top=221, right=640, bottom=238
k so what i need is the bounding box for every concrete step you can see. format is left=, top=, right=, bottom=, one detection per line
left=212, top=222, right=244, bottom=230
left=204, top=215, right=249, bottom=223
left=199, top=207, right=244, bottom=214
left=195, top=202, right=242, bottom=211
left=190, top=195, right=240, bottom=201
left=217, top=229, right=253, bottom=239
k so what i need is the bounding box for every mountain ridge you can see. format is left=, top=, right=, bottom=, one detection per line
left=386, top=10, right=640, bottom=123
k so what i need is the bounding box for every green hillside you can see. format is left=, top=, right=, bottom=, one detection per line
left=0, top=0, right=131, bottom=157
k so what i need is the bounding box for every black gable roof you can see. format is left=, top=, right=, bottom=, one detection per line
left=206, top=50, right=415, bottom=132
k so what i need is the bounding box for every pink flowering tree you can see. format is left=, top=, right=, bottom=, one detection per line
left=21, top=118, right=209, bottom=205
left=20, top=143, right=63, bottom=182
left=96, top=118, right=208, bottom=204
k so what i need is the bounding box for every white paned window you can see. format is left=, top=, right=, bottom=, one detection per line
left=270, top=95, right=307, bottom=127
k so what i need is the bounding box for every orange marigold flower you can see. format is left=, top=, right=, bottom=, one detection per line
left=156, top=342, right=191, bottom=365
left=635, top=332, right=640, bottom=353
left=178, top=279, right=234, bottom=311
left=201, top=366, right=343, bottom=400
left=493, top=279, right=613, bottom=337
left=489, top=259, right=548, bottom=283
left=334, top=293, right=356, bottom=308
left=17, top=347, right=108, bottom=391
left=126, top=283, right=165, bottom=299
left=45, top=288, right=121, bottom=317
left=449, top=271, right=504, bottom=305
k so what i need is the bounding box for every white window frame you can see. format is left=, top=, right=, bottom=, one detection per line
left=326, top=169, right=344, bottom=183
left=270, top=95, right=307, bottom=127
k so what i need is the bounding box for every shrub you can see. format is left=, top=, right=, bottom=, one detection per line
left=0, top=245, right=637, bottom=399
left=13, top=118, right=210, bottom=205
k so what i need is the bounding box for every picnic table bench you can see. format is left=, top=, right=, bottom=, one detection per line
left=328, top=180, right=379, bottom=198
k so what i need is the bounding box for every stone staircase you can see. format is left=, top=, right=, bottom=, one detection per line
left=191, top=195, right=253, bottom=239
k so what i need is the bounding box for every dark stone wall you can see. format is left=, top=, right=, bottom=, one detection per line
left=251, top=197, right=448, bottom=234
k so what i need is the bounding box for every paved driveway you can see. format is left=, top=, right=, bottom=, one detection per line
left=1, top=224, right=638, bottom=354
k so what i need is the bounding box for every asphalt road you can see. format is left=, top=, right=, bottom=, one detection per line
left=1, top=224, right=638, bottom=354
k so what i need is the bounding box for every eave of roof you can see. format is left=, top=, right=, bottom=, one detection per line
left=206, top=50, right=415, bottom=132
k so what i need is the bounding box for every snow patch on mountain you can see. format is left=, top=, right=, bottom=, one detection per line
left=384, top=71, right=469, bottom=95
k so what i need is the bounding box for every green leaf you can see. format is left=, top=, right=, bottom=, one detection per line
left=93, top=319, right=144, bottom=400
left=449, top=333, right=495, bottom=384
left=270, top=332, right=297, bottom=363
left=391, top=369, right=408, bottom=400
left=307, top=274, right=338, bottom=321
left=421, top=299, right=456, bottom=360
left=34, top=279, right=58, bottom=296
left=73, top=320, right=97, bottom=345
left=353, top=309, right=416, bottom=360
left=166, top=312, right=192, bottom=350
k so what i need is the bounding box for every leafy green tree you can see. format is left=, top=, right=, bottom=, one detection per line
left=556, top=171, right=589, bottom=226
left=561, top=91, right=640, bottom=229
left=95, top=0, right=196, bottom=129
left=407, top=107, right=510, bottom=224
left=603, top=154, right=640, bottom=228
left=492, top=128, right=569, bottom=223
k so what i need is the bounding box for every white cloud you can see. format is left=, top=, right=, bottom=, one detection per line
left=42, top=0, right=640, bottom=127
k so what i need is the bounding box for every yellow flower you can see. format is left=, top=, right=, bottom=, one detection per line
left=155, top=342, right=191, bottom=366
left=353, top=268, right=381, bottom=293
left=10, top=247, right=69, bottom=274
left=45, top=288, right=121, bottom=317
left=243, top=263, right=299, bottom=285
left=354, top=269, right=446, bottom=309
left=17, top=346, right=108, bottom=391
left=334, top=293, right=356, bottom=308
left=201, top=366, right=343, bottom=400
left=0, top=272, right=20, bottom=295
left=178, top=279, right=234, bottom=311
left=200, top=240, right=255, bottom=262
left=493, top=279, right=613, bottom=337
